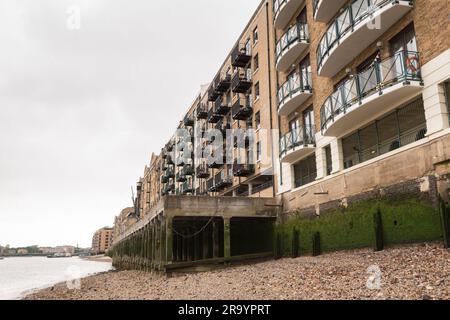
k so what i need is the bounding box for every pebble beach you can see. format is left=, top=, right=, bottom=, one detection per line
left=24, top=243, right=450, bottom=300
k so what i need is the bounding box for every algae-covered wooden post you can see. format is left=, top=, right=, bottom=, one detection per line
left=439, top=196, right=449, bottom=248
left=224, top=217, right=231, bottom=259
left=312, top=232, right=321, bottom=257
left=292, top=228, right=300, bottom=258
left=374, top=209, right=384, bottom=252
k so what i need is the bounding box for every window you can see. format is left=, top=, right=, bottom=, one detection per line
left=254, top=54, right=259, bottom=71
left=255, top=111, right=261, bottom=130
left=294, top=154, right=317, bottom=188
left=342, top=98, right=426, bottom=169
left=256, top=142, right=261, bottom=162
left=253, top=27, right=259, bottom=44
left=325, top=145, right=332, bottom=176
left=254, top=82, right=260, bottom=100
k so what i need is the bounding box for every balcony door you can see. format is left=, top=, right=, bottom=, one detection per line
left=303, top=106, right=314, bottom=140
left=299, top=55, right=311, bottom=88
left=389, top=23, right=417, bottom=54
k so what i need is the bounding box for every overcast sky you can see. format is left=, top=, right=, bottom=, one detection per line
left=0, top=0, right=261, bottom=248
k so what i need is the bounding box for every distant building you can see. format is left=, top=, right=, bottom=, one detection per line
left=113, top=208, right=137, bottom=244
left=39, top=246, right=75, bottom=255
left=17, top=248, right=28, bottom=255
left=92, top=227, right=114, bottom=255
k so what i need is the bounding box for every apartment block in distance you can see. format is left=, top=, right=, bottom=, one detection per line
left=111, top=0, right=450, bottom=272
left=91, top=227, right=114, bottom=255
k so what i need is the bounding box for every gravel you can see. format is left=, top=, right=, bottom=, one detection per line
left=24, top=242, right=450, bottom=300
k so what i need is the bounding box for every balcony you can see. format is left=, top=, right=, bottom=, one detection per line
left=183, top=114, right=194, bottom=127
left=162, top=168, right=175, bottom=182
left=231, top=43, right=252, bottom=68
left=313, top=0, right=348, bottom=23
left=279, top=125, right=316, bottom=164
left=214, top=171, right=233, bottom=191
left=233, top=162, right=255, bottom=177
left=232, top=96, right=253, bottom=121
left=208, top=157, right=225, bottom=169
left=166, top=155, right=174, bottom=165
left=320, top=51, right=423, bottom=137
left=181, top=164, right=194, bottom=176
left=215, top=119, right=231, bottom=137
left=163, top=183, right=175, bottom=195
left=196, top=104, right=208, bottom=120
left=275, top=22, right=309, bottom=72
left=208, top=86, right=220, bottom=102
left=196, top=164, right=210, bottom=179
left=231, top=69, right=252, bottom=94
left=181, top=181, right=194, bottom=195
left=278, top=71, right=312, bottom=116
left=207, top=177, right=217, bottom=193
left=214, top=96, right=231, bottom=115
left=207, top=106, right=222, bottom=124
left=316, top=0, right=414, bottom=77
left=166, top=141, right=174, bottom=152
left=215, top=71, right=232, bottom=93
left=175, top=172, right=186, bottom=183
left=273, top=0, right=305, bottom=30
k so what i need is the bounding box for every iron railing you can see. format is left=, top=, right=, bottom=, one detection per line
left=273, top=0, right=289, bottom=20
left=232, top=95, right=253, bottom=120
left=276, top=22, right=309, bottom=64
left=320, top=50, right=422, bottom=132
left=277, top=71, right=312, bottom=108
left=279, top=125, right=316, bottom=158
left=316, top=0, right=411, bottom=72
left=312, top=0, right=320, bottom=17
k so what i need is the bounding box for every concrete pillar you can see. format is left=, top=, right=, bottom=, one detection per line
left=160, top=217, right=166, bottom=269
left=202, top=223, right=210, bottom=259
left=212, top=220, right=220, bottom=258
left=182, top=229, right=188, bottom=262
left=315, top=146, right=327, bottom=180
left=224, top=217, right=231, bottom=259
left=166, top=216, right=173, bottom=265
left=421, top=49, right=450, bottom=135
left=330, top=138, right=344, bottom=174
left=248, top=184, right=253, bottom=196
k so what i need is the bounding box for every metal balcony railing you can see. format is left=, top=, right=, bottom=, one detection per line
left=183, top=114, right=194, bottom=127
left=275, top=22, right=309, bottom=62
left=216, top=71, right=232, bottom=93
left=233, top=161, right=255, bottom=177
left=312, top=0, right=320, bottom=17
left=207, top=105, right=223, bottom=124
left=277, top=71, right=312, bottom=108
left=273, top=0, right=288, bottom=20
left=175, top=172, right=186, bottom=183
left=196, top=104, right=208, bottom=120
left=181, top=181, right=194, bottom=194
left=214, top=171, right=233, bottom=191
left=231, top=68, right=252, bottom=93
left=316, top=0, right=410, bottom=72
left=232, top=96, right=253, bottom=121
left=214, top=96, right=231, bottom=115
left=279, top=125, right=316, bottom=158
left=231, top=43, right=252, bottom=68
left=320, top=51, right=422, bottom=132
left=196, top=164, right=210, bottom=179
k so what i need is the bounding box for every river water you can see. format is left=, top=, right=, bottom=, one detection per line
left=0, top=257, right=112, bottom=300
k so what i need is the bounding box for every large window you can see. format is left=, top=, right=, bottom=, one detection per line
left=342, top=98, right=427, bottom=169
left=293, top=154, right=317, bottom=188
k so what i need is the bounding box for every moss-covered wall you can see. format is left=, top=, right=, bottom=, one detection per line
left=276, top=197, right=444, bottom=257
